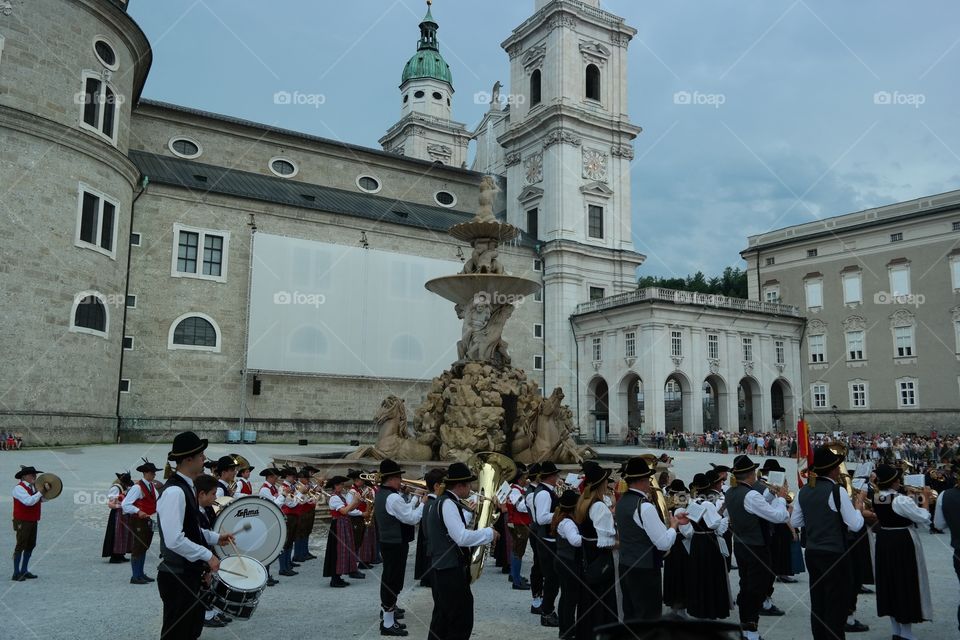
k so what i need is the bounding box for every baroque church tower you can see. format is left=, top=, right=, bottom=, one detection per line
left=497, top=0, right=646, bottom=405
left=380, top=1, right=469, bottom=167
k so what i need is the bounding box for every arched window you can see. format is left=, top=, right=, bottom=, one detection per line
left=530, top=69, right=542, bottom=106
left=71, top=292, right=108, bottom=336
left=168, top=313, right=221, bottom=352
left=586, top=64, right=601, bottom=101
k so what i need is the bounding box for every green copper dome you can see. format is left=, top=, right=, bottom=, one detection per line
left=401, top=4, right=453, bottom=86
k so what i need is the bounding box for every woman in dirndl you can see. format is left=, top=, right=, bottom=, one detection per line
left=573, top=465, right=618, bottom=640
left=323, top=475, right=358, bottom=588
left=873, top=464, right=932, bottom=640
left=682, top=472, right=732, bottom=620
left=102, top=472, right=134, bottom=563
left=662, top=478, right=691, bottom=617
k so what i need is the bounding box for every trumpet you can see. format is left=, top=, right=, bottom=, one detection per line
left=400, top=478, right=434, bottom=499
left=359, top=471, right=381, bottom=484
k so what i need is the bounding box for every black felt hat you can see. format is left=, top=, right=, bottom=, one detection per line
left=704, top=469, right=722, bottom=487
left=581, top=460, right=601, bottom=473
left=558, top=489, right=579, bottom=509
left=259, top=467, right=281, bottom=478
left=667, top=478, right=688, bottom=493
left=136, top=458, right=160, bottom=473
left=690, top=473, right=709, bottom=492
left=761, top=459, right=786, bottom=473
left=732, top=455, right=758, bottom=474
left=875, top=464, right=902, bottom=488
left=812, top=446, right=843, bottom=473
left=116, top=471, right=133, bottom=485
left=710, top=463, right=731, bottom=473
left=280, top=466, right=298, bottom=477
left=584, top=464, right=611, bottom=489
left=539, top=461, right=559, bottom=477
left=622, top=457, right=654, bottom=480
left=15, top=466, right=41, bottom=479
left=347, top=468, right=362, bottom=480
left=167, top=431, right=208, bottom=461
left=214, top=455, right=239, bottom=474
left=325, top=475, right=349, bottom=489
left=528, top=462, right=542, bottom=480
left=379, top=459, right=403, bottom=478
left=446, top=462, right=477, bottom=484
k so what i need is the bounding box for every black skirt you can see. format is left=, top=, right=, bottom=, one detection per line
left=662, top=535, right=689, bottom=607
left=685, top=532, right=731, bottom=620
left=875, top=527, right=924, bottom=623
left=101, top=508, right=119, bottom=558
left=769, top=523, right=794, bottom=576
left=849, top=525, right=874, bottom=585
left=414, top=522, right=429, bottom=580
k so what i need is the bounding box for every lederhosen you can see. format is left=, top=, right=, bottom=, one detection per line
left=725, top=483, right=773, bottom=633
left=427, top=491, right=474, bottom=640
left=506, top=483, right=531, bottom=562
left=157, top=474, right=208, bottom=640
left=130, top=480, right=158, bottom=557
left=374, top=486, right=415, bottom=612
left=12, top=481, right=40, bottom=554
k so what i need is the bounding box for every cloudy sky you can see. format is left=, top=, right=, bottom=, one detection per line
left=129, top=0, right=960, bottom=279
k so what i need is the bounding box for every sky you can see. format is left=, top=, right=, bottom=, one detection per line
left=128, top=0, right=960, bottom=279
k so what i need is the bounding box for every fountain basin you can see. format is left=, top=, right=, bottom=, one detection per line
left=425, top=274, right=542, bottom=306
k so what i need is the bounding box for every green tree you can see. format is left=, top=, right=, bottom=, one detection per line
left=638, top=267, right=748, bottom=298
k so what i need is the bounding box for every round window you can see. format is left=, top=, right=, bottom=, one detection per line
left=414, top=90, right=425, bottom=99
left=357, top=176, right=381, bottom=193
left=169, top=138, right=201, bottom=158
left=432, top=91, right=443, bottom=100
left=403, top=94, right=409, bottom=103
left=270, top=158, right=297, bottom=177
left=435, top=191, right=456, bottom=207
left=94, top=38, right=118, bottom=69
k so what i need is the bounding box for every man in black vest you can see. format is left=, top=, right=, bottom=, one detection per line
left=427, top=462, right=498, bottom=640
left=791, top=446, right=867, bottom=640
left=156, top=431, right=234, bottom=640
left=934, top=460, right=960, bottom=634
left=530, top=461, right=562, bottom=627
left=373, top=459, right=424, bottom=637
left=414, top=468, right=446, bottom=588
left=614, top=456, right=687, bottom=620
left=724, top=455, right=789, bottom=640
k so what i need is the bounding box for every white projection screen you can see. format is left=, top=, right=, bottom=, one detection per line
left=247, top=233, right=461, bottom=380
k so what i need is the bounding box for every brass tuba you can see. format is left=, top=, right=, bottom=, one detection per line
left=639, top=454, right=670, bottom=526
left=827, top=442, right=854, bottom=497
left=466, top=451, right=516, bottom=584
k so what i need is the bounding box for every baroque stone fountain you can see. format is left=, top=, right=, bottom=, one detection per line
left=351, top=177, right=594, bottom=464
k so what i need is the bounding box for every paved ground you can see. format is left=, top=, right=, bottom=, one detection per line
left=1, top=444, right=957, bottom=639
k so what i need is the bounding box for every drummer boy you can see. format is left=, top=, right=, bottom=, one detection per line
left=195, top=474, right=232, bottom=628
left=12, top=465, right=49, bottom=581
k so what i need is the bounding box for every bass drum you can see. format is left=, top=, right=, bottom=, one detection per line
left=212, top=496, right=286, bottom=566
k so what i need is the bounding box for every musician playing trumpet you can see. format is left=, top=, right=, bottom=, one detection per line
left=11, top=465, right=48, bottom=582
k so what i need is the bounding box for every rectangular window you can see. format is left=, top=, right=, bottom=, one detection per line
left=763, top=286, right=779, bottom=303
left=951, top=258, right=960, bottom=290
left=533, top=355, right=543, bottom=371
left=765, top=256, right=775, bottom=266
left=589, top=286, right=604, bottom=301
left=742, top=337, right=753, bottom=362
left=588, top=205, right=603, bottom=239
left=172, top=224, right=229, bottom=282
left=527, top=208, right=539, bottom=240
left=809, top=334, right=826, bottom=363
left=534, top=289, right=543, bottom=303
left=125, top=295, right=136, bottom=309
left=954, top=221, right=960, bottom=231
left=533, top=258, right=543, bottom=272
left=707, top=334, right=719, bottom=360
left=897, top=379, right=917, bottom=407
left=889, top=265, right=911, bottom=296
left=842, top=272, right=862, bottom=304
left=534, top=324, right=543, bottom=338
left=79, top=73, right=119, bottom=142
left=890, top=232, right=903, bottom=242
left=123, top=336, right=134, bottom=350
left=119, top=379, right=131, bottom=393
left=804, top=279, right=823, bottom=309
left=671, top=330, right=682, bottom=358
left=592, top=337, right=602, bottom=362
left=625, top=331, right=636, bottom=358
left=130, top=232, right=141, bottom=246
left=807, top=248, right=818, bottom=258
left=75, top=185, right=119, bottom=258
left=850, top=382, right=867, bottom=408
left=894, top=326, right=914, bottom=357
left=812, top=383, right=828, bottom=408
left=845, top=330, right=864, bottom=360
left=775, top=340, right=785, bottom=365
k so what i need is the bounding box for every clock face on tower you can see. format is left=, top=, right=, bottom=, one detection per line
left=582, top=149, right=608, bottom=182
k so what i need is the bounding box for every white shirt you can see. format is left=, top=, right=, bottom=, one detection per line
left=524, top=484, right=538, bottom=521
left=12, top=482, right=43, bottom=506
left=440, top=493, right=494, bottom=547
left=790, top=477, right=864, bottom=532
left=347, top=486, right=365, bottom=517
left=329, top=493, right=347, bottom=512
left=108, top=484, right=122, bottom=500
left=557, top=517, right=582, bottom=547
left=508, top=486, right=528, bottom=513
left=628, top=490, right=676, bottom=551
left=155, top=472, right=220, bottom=563
left=215, top=479, right=230, bottom=499
left=880, top=490, right=931, bottom=526
left=742, top=485, right=789, bottom=524
left=534, top=484, right=557, bottom=527
left=385, top=492, right=424, bottom=525
left=935, top=489, right=953, bottom=531
left=121, top=481, right=158, bottom=516
left=281, top=481, right=298, bottom=509
left=259, top=482, right=285, bottom=507
left=588, top=501, right=617, bottom=548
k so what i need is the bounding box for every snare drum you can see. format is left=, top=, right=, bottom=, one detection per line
left=205, top=555, right=267, bottom=620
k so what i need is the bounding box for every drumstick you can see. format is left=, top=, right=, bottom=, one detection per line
left=217, top=567, right=247, bottom=578
left=228, top=539, right=249, bottom=577
left=230, top=522, right=253, bottom=536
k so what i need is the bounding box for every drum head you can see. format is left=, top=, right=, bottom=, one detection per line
left=213, top=496, right=286, bottom=565
left=218, top=555, right=267, bottom=592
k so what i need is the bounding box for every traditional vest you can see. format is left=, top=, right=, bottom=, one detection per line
left=238, top=478, right=253, bottom=495
left=133, top=479, right=158, bottom=516
left=797, top=478, right=846, bottom=553
left=940, top=488, right=960, bottom=551
left=874, top=493, right=914, bottom=529
left=375, top=485, right=415, bottom=544
left=506, top=483, right=532, bottom=526
left=352, top=485, right=368, bottom=513
left=725, top=483, right=767, bottom=547
left=555, top=516, right=579, bottom=563
left=13, top=482, right=41, bottom=521
left=532, top=484, right=558, bottom=540
left=427, top=492, right=468, bottom=571
left=280, top=481, right=296, bottom=516
left=158, top=474, right=206, bottom=575
left=263, top=482, right=279, bottom=497
left=217, top=479, right=233, bottom=498
left=614, top=489, right=656, bottom=569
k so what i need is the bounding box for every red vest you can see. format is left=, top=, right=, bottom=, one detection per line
left=263, top=482, right=279, bottom=497
left=506, top=483, right=532, bottom=526
left=280, top=482, right=295, bottom=515
left=13, top=482, right=41, bottom=521
left=238, top=478, right=253, bottom=495
left=133, top=480, right=158, bottom=515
